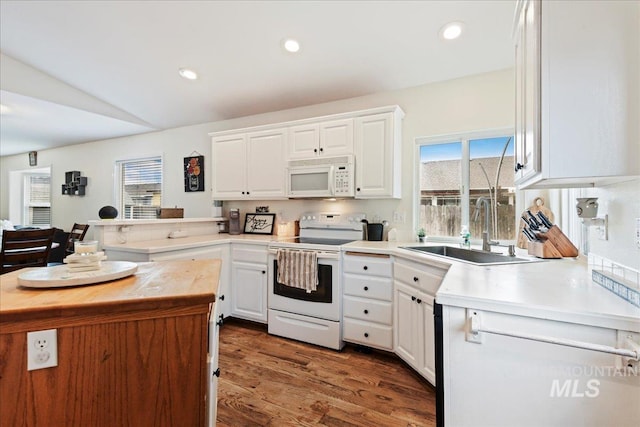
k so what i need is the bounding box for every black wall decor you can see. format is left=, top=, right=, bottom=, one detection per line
left=62, top=171, right=88, bottom=196
left=184, top=155, right=204, bottom=192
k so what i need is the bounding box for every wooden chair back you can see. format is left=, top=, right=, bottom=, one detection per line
left=65, top=223, right=90, bottom=254
left=1, top=228, right=56, bottom=274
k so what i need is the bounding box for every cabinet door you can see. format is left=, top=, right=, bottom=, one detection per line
left=319, top=118, right=353, bottom=156
left=212, top=133, right=247, bottom=199
left=393, top=281, right=421, bottom=370
left=206, top=245, right=231, bottom=321
left=418, top=292, right=436, bottom=386
left=231, top=261, right=268, bottom=323
left=207, top=301, right=220, bottom=427
left=288, top=123, right=320, bottom=159
left=515, top=0, right=541, bottom=184
left=246, top=129, right=287, bottom=198
left=354, top=112, right=398, bottom=198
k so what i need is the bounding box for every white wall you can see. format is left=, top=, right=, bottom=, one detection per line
left=1, top=68, right=515, bottom=241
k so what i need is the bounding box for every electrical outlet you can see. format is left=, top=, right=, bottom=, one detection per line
left=27, top=329, right=58, bottom=371
left=392, top=211, right=406, bottom=224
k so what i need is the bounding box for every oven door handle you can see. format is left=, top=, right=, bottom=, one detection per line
left=268, top=248, right=340, bottom=260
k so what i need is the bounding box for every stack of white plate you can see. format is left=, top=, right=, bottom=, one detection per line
left=63, top=251, right=108, bottom=272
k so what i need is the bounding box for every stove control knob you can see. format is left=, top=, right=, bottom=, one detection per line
left=302, top=216, right=308, bottom=221
left=312, top=216, right=316, bottom=220
left=348, top=217, right=353, bottom=222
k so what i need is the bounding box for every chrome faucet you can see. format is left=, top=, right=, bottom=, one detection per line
left=474, top=197, right=497, bottom=252
left=474, top=197, right=516, bottom=256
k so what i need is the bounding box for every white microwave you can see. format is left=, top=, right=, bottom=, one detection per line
left=286, top=155, right=355, bottom=198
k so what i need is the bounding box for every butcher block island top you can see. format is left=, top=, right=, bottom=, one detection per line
left=0, top=259, right=220, bottom=427
left=0, top=259, right=219, bottom=326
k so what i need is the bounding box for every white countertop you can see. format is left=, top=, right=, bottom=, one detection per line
left=343, top=240, right=640, bottom=332
left=102, top=233, right=274, bottom=253
left=104, top=235, right=639, bottom=332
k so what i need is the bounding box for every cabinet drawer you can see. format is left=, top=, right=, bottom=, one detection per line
left=343, top=254, right=392, bottom=277
left=343, top=318, right=393, bottom=350
left=343, top=296, right=392, bottom=324
left=394, top=260, right=445, bottom=295
left=232, top=245, right=267, bottom=264
left=343, top=274, right=392, bottom=301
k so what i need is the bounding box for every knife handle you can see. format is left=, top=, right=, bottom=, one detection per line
left=537, top=211, right=553, bottom=228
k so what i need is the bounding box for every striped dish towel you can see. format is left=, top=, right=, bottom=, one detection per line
left=276, top=248, right=318, bottom=292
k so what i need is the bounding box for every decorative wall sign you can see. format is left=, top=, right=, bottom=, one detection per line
left=62, top=171, right=87, bottom=196
left=244, top=213, right=276, bottom=235
left=184, top=155, right=204, bottom=192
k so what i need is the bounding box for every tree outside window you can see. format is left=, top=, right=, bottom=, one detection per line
left=418, top=133, right=515, bottom=241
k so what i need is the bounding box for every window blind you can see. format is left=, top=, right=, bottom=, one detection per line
left=118, top=157, right=162, bottom=219
left=27, top=175, right=51, bottom=226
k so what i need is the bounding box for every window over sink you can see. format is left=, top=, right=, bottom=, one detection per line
left=416, top=129, right=516, bottom=241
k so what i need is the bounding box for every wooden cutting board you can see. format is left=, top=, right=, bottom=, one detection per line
left=517, top=197, right=555, bottom=249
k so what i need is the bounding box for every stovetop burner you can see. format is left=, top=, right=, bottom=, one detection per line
left=296, top=237, right=355, bottom=246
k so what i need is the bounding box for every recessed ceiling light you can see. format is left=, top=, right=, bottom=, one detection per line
left=440, top=22, right=464, bottom=40
left=283, top=38, right=301, bottom=53
left=179, top=68, right=198, bottom=80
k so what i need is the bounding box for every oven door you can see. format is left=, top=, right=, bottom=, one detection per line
left=267, top=250, right=341, bottom=321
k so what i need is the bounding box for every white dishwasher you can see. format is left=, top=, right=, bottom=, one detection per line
left=438, top=305, right=640, bottom=427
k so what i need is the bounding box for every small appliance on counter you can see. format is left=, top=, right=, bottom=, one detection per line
left=361, top=219, right=388, bottom=241
left=228, top=208, right=241, bottom=235
left=217, top=220, right=229, bottom=233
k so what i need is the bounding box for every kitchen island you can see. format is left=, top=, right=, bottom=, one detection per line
left=0, top=259, right=219, bottom=427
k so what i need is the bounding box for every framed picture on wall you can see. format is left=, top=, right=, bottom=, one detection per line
left=184, top=155, right=204, bottom=192
left=243, top=213, right=276, bottom=235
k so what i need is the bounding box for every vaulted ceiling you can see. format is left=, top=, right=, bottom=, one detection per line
left=0, top=1, right=515, bottom=156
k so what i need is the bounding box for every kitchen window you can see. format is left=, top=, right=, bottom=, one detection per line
left=416, top=129, right=516, bottom=241
left=115, top=156, right=163, bottom=219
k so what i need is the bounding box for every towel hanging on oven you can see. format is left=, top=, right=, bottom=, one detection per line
left=276, top=248, right=318, bottom=292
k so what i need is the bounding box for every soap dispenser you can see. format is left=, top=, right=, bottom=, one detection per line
left=460, top=225, right=471, bottom=249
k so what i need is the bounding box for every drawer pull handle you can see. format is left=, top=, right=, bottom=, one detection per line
left=363, top=266, right=368, bottom=271
left=364, top=286, right=369, bottom=291
left=364, top=333, right=369, bottom=338
left=217, top=314, right=224, bottom=326
left=416, top=299, right=422, bottom=304
left=262, top=270, right=266, bottom=274
left=364, top=309, right=369, bottom=314
left=413, top=276, right=419, bottom=282
left=219, top=294, right=225, bottom=301
left=411, top=296, right=416, bottom=301
left=213, top=368, right=221, bottom=378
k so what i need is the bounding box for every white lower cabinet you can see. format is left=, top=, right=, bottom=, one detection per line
left=342, top=252, right=393, bottom=351
left=393, top=257, right=446, bottom=386
left=231, top=244, right=268, bottom=323
left=207, top=301, right=221, bottom=427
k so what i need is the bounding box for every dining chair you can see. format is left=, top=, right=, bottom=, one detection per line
left=65, top=223, right=90, bottom=255
left=0, top=228, right=56, bottom=274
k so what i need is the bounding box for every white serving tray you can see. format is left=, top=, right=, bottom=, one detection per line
left=17, top=261, right=138, bottom=288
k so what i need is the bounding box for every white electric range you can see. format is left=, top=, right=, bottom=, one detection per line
left=267, top=212, right=365, bottom=350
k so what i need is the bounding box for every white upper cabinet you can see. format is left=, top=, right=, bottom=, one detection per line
left=354, top=107, right=403, bottom=199
left=514, top=0, right=639, bottom=189
left=212, top=128, right=287, bottom=200
left=211, top=133, right=248, bottom=199
left=288, top=118, right=353, bottom=159
left=210, top=105, right=403, bottom=200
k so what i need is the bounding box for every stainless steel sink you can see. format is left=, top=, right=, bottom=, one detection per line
left=401, top=245, right=536, bottom=265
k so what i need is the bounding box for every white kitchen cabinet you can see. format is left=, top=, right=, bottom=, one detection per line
left=288, top=119, right=353, bottom=159
left=393, top=257, right=446, bottom=385
left=230, top=244, right=268, bottom=323
left=342, top=252, right=393, bottom=351
left=211, top=128, right=287, bottom=200
left=354, top=107, right=403, bottom=199
left=207, top=300, right=221, bottom=427
left=513, top=0, right=639, bottom=189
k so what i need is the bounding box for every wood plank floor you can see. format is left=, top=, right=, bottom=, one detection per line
left=217, top=319, right=436, bottom=427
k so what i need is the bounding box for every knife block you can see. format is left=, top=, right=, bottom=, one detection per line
left=527, top=226, right=578, bottom=258
left=527, top=240, right=563, bottom=259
